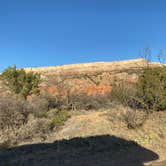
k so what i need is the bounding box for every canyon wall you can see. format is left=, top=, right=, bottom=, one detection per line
left=24, top=58, right=153, bottom=96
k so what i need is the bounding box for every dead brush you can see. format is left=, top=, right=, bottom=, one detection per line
left=122, top=107, right=148, bottom=129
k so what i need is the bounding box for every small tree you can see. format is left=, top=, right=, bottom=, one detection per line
left=136, top=67, right=166, bottom=111
left=1, top=65, right=41, bottom=98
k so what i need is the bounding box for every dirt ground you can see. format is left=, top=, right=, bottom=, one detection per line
left=0, top=108, right=165, bottom=166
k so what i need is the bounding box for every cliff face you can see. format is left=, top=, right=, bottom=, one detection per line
left=24, top=58, right=160, bottom=96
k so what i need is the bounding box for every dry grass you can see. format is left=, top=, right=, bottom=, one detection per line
left=49, top=106, right=166, bottom=162
left=0, top=105, right=165, bottom=165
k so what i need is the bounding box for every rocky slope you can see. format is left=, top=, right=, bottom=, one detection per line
left=24, top=58, right=161, bottom=96
left=0, top=58, right=162, bottom=96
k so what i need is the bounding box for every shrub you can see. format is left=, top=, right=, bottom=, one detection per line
left=48, top=109, right=69, bottom=130
left=1, top=116, right=52, bottom=145
left=29, top=93, right=63, bottom=117
left=0, top=95, right=28, bottom=132
left=0, top=94, right=69, bottom=146
left=29, top=96, right=49, bottom=117
left=59, top=93, right=91, bottom=110
left=136, top=67, right=166, bottom=111
left=122, top=107, right=148, bottom=129
left=110, top=82, right=137, bottom=107
left=58, top=92, right=114, bottom=111
left=40, top=92, right=61, bottom=109
left=1, top=65, right=41, bottom=99
left=16, top=117, right=51, bottom=143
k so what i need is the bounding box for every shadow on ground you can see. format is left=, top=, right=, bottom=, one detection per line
left=0, top=135, right=158, bottom=166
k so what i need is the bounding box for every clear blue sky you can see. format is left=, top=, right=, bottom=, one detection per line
left=0, top=0, right=166, bottom=71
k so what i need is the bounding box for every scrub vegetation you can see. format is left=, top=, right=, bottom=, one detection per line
left=0, top=62, right=166, bottom=165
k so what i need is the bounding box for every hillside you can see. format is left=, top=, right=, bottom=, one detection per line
left=0, top=58, right=166, bottom=166
left=24, top=58, right=161, bottom=75
left=0, top=58, right=161, bottom=96
left=24, top=58, right=161, bottom=96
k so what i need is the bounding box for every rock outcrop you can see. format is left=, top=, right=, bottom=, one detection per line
left=24, top=58, right=161, bottom=96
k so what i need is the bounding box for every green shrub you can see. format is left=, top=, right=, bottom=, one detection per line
left=1, top=65, right=41, bottom=99
left=37, top=111, right=49, bottom=118
left=136, top=67, right=166, bottom=111
left=49, top=109, right=69, bottom=130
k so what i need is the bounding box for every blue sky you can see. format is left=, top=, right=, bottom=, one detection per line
left=0, top=0, right=166, bottom=71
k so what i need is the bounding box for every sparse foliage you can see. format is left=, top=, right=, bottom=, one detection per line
left=0, top=95, right=29, bottom=134
left=122, top=107, right=148, bottom=129
left=0, top=94, right=70, bottom=146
